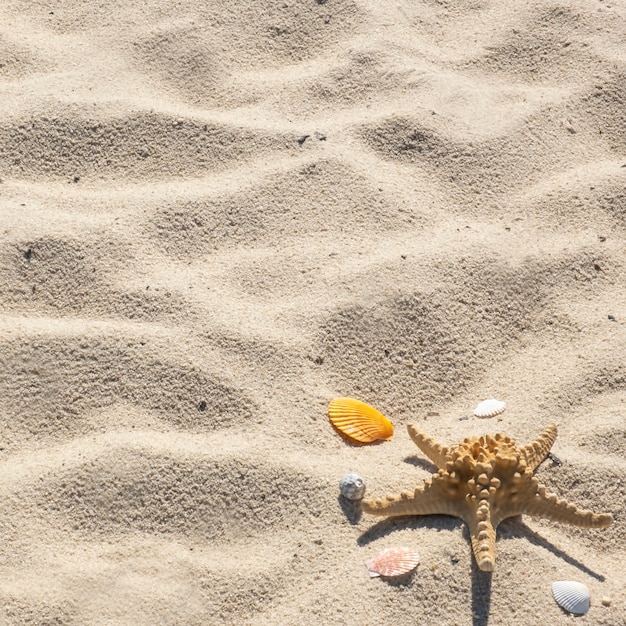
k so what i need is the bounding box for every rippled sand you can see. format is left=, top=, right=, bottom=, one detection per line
left=0, top=1, right=625, bottom=623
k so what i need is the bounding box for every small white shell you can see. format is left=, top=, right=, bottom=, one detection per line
left=366, top=547, right=420, bottom=578
left=473, top=398, right=506, bottom=418
left=551, top=580, right=590, bottom=615
left=339, top=473, right=366, bottom=500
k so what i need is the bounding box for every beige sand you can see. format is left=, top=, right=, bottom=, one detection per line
left=0, top=0, right=625, bottom=624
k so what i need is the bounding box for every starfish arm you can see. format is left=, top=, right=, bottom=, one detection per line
left=361, top=474, right=465, bottom=518
left=467, top=501, right=497, bottom=572
left=507, top=489, right=612, bottom=528
left=406, top=424, right=450, bottom=469
left=519, top=423, right=558, bottom=471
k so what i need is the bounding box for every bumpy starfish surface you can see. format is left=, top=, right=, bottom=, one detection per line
left=361, top=423, right=613, bottom=571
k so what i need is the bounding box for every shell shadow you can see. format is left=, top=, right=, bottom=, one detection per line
left=338, top=495, right=363, bottom=525
left=372, top=568, right=418, bottom=588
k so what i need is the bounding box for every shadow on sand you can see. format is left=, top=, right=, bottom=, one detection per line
left=345, top=511, right=606, bottom=625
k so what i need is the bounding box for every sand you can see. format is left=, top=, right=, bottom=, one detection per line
left=0, top=0, right=625, bottom=624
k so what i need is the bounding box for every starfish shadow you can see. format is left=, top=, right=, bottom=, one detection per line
left=497, top=517, right=606, bottom=581
left=356, top=513, right=606, bottom=626
left=357, top=516, right=465, bottom=591
left=358, top=515, right=492, bottom=624
left=403, top=455, right=439, bottom=473
left=462, top=516, right=607, bottom=625
left=470, top=561, right=492, bottom=626
left=357, top=514, right=463, bottom=546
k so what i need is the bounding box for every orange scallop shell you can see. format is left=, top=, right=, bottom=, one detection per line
left=366, top=547, right=420, bottom=578
left=328, top=397, right=393, bottom=443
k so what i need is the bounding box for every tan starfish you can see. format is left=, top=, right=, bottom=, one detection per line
left=361, top=423, right=613, bottom=571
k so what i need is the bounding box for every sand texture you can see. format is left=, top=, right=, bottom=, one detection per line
left=1, top=0, right=625, bottom=624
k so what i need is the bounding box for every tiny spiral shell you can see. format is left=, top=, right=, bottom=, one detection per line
left=339, top=473, right=366, bottom=500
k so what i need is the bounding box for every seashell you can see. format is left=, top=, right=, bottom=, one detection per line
left=473, top=398, right=506, bottom=418
left=328, top=397, right=393, bottom=443
left=339, top=473, right=366, bottom=500
left=366, top=547, right=420, bottom=578
left=551, top=580, right=590, bottom=615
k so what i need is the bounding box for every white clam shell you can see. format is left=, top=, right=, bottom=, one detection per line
left=551, top=580, right=590, bottom=615
left=339, top=473, right=366, bottom=500
left=473, top=398, right=506, bottom=418
left=366, top=547, right=420, bottom=578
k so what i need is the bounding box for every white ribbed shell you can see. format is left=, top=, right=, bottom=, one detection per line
left=551, top=580, right=590, bottom=615
left=366, top=547, right=420, bottom=578
left=473, top=398, right=506, bottom=418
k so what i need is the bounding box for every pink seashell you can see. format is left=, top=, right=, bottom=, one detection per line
left=366, top=547, right=420, bottom=578
left=473, top=398, right=506, bottom=418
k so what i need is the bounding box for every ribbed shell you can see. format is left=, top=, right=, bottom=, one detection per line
left=328, top=398, right=393, bottom=443
left=473, top=398, right=506, bottom=418
left=551, top=581, right=590, bottom=615
left=366, top=547, right=420, bottom=578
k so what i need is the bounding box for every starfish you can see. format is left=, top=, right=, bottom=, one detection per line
left=361, top=423, right=613, bottom=571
